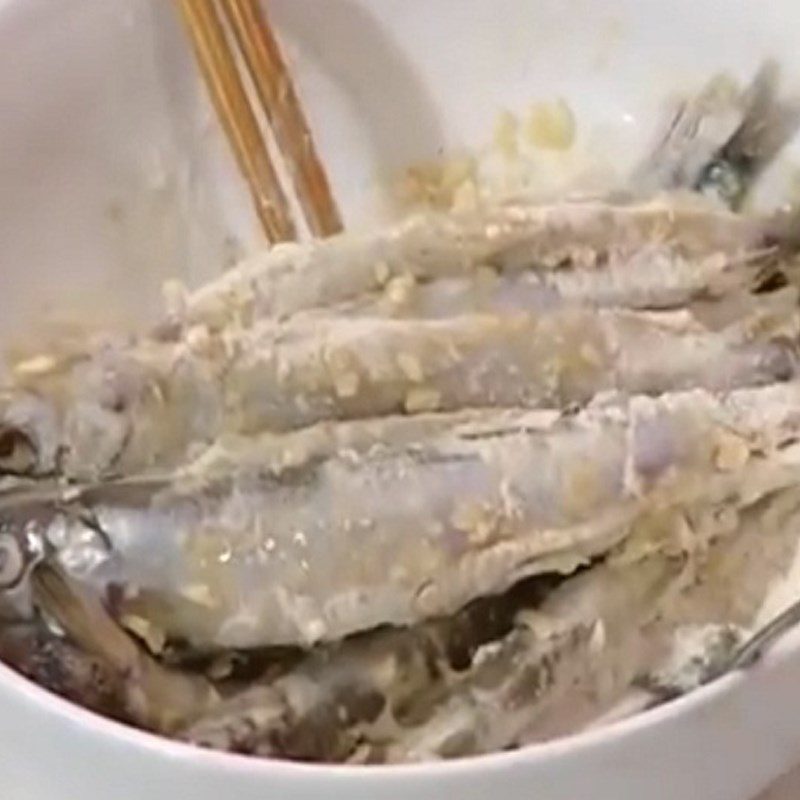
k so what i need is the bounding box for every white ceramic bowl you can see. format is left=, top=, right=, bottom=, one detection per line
left=2, top=1, right=800, bottom=798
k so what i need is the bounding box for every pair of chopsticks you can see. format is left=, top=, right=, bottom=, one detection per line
left=175, top=0, right=342, bottom=242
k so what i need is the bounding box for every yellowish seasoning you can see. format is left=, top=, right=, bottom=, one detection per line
left=326, top=347, right=355, bottom=374
left=373, top=260, right=391, bottom=286
left=569, top=245, right=601, bottom=270
left=450, top=501, right=479, bottom=532
left=368, top=650, right=400, bottom=688
left=404, top=387, right=442, bottom=413
left=515, top=609, right=564, bottom=638
left=562, top=460, right=604, bottom=517
left=325, top=347, right=362, bottom=399
left=493, top=109, right=520, bottom=160
left=398, top=154, right=477, bottom=211
left=439, top=156, right=478, bottom=196
left=619, top=509, right=699, bottom=565
left=578, top=341, right=604, bottom=368
left=546, top=319, right=608, bottom=394
left=334, top=370, right=361, bottom=399
left=207, top=654, right=236, bottom=681
left=198, top=298, right=231, bottom=332
left=451, top=178, right=481, bottom=212
left=389, top=562, right=409, bottom=583
left=385, top=273, right=417, bottom=307
left=180, top=583, right=218, bottom=609
left=183, top=528, right=234, bottom=572
left=12, top=353, right=58, bottom=379
left=397, top=352, right=425, bottom=383
left=228, top=281, right=257, bottom=328
left=450, top=500, right=500, bottom=546
left=525, top=99, right=577, bottom=151
left=120, top=614, right=167, bottom=655
left=3, top=330, right=89, bottom=387
left=713, top=431, right=750, bottom=472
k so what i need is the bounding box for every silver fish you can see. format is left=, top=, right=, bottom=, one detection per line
left=3, top=295, right=798, bottom=482
left=167, top=199, right=788, bottom=332
left=585, top=486, right=800, bottom=725
left=179, top=580, right=536, bottom=761
left=219, top=301, right=800, bottom=434
left=326, top=247, right=777, bottom=319
left=179, top=553, right=685, bottom=763
left=381, top=557, right=683, bottom=762
left=3, top=382, right=800, bottom=650
left=85, top=486, right=787, bottom=762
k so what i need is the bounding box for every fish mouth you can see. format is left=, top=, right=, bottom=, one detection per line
left=0, top=532, right=29, bottom=592
left=0, top=424, right=40, bottom=477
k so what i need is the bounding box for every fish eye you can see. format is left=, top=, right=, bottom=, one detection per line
left=0, top=426, right=38, bottom=476
left=0, top=533, right=25, bottom=589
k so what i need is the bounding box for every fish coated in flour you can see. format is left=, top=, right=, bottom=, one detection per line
left=3, top=294, right=799, bottom=481
left=3, top=382, right=800, bottom=650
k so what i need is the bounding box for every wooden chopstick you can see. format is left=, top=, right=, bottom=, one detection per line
left=220, top=0, right=343, bottom=238
left=175, top=0, right=297, bottom=243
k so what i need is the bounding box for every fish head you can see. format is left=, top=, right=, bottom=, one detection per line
left=0, top=357, right=136, bottom=481
left=0, top=491, right=117, bottom=625
left=0, top=390, right=61, bottom=478
left=0, top=497, right=55, bottom=621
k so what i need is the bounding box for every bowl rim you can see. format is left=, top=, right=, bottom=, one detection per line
left=3, top=621, right=798, bottom=779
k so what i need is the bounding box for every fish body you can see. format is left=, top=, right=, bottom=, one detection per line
left=3, top=277, right=799, bottom=482
left=171, top=199, right=782, bottom=331
left=184, top=484, right=800, bottom=763
left=180, top=544, right=691, bottom=762
left=330, top=247, right=772, bottom=319
left=2, top=382, right=800, bottom=650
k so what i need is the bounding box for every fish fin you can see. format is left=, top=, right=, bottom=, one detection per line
left=31, top=562, right=139, bottom=674
left=31, top=563, right=216, bottom=732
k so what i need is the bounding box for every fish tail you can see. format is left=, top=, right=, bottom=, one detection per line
left=696, top=61, right=800, bottom=208
left=632, top=61, right=800, bottom=208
